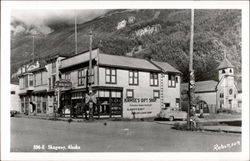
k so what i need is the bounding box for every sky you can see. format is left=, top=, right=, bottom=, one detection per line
left=11, top=9, right=108, bottom=35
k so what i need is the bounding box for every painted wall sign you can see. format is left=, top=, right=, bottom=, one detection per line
left=123, top=97, right=160, bottom=118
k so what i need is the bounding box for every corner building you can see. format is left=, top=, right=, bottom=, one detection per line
left=59, top=48, right=181, bottom=119
left=18, top=55, right=66, bottom=115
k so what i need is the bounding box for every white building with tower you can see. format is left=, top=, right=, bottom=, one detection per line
left=181, top=56, right=241, bottom=113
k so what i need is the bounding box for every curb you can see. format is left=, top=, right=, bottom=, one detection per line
left=202, top=128, right=241, bottom=134
left=154, top=121, right=241, bottom=134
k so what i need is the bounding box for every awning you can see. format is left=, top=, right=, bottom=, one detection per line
left=33, top=90, right=47, bottom=94
left=93, top=86, right=123, bottom=91
left=18, top=92, right=27, bottom=96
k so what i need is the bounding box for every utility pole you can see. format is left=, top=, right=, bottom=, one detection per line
left=188, top=9, right=195, bottom=128
left=75, top=10, right=78, bottom=55
left=89, top=30, right=94, bottom=120
left=32, top=35, right=35, bottom=63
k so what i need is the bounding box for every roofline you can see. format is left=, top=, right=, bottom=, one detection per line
left=60, top=59, right=162, bottom=73
left=61, top=47, right=99, bottom=61
left=217, top=66, right=234, bottom=70
left=195, top=90, right=217, bottom=93
left=181, top=80, right=218, bottom=85
left=150, top=60, right=182, bottom=74
left=60, top=51, right=163, bottom=72
left=18, top=67, right=46, bottom=77
left=99, top=64, right=162, bottom=72
left=45, top=54, right=68, bottom=63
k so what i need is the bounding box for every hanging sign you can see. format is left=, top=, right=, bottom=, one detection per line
left=55, top=79, right=72, bottom=88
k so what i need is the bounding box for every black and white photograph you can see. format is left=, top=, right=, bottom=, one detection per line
left=1, top=1, right=249, bottom=161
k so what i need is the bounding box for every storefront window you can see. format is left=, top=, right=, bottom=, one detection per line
left=99, top=90, right=110, bottom=98
left=111, top=91, right=121, bottom=98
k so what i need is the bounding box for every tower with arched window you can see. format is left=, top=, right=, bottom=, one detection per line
left=216, top=56, right=238, bottom=110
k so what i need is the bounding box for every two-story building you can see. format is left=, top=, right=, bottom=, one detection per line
left=59, top=48, right=181, bottom=119
left=18, top=54, right=66, bottom=115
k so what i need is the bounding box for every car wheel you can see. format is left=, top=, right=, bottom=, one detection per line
left=169, top=116, right=174, bottom=121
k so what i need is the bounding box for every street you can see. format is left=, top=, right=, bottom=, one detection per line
left=11, top=117, right=241, bottom=152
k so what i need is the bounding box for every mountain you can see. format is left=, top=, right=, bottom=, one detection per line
left=11, top=9, right=241, bottom=83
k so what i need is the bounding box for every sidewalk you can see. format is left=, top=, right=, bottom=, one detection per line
left=199, top=118, right=241, bottom=123
left=154, top=118, right=242, bottom=134
left=202, top=125, right=241, bottom=133
left=14, top=114, right=85, bottom=122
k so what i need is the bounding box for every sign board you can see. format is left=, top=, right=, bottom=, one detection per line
left=85, top=93, right=97, bottom=104
left=123, top=97, right=160, bottom=118
left=55, top=79, right=72, bottom=88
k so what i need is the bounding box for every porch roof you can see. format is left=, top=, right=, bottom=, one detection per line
left=181, top=80, right=218, bottom=93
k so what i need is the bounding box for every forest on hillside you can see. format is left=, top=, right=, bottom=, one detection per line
left=11, top=9, right=241, bottom=83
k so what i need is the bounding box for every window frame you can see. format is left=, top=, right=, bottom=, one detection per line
left=153, top=90, right=160, bottom=98
left=105, top=68, right=117, bottom=84
left=150, top=72, right=159, bottom=86
left=126, top=89, right=134, bottom=98
left=24, top=75, right=28, bottom=88
left=168, top=74, right=176, bottom=88
left=129, top=70, right=139, bottom=85
left=29, top=75, right=33, bottom=86
left=52, top=75, right=56, bottom=89
left=87, top=68, right=95, bottom=84
left=65, top=72, right=71, bottom=81
left=78, top=69, right=86, bottom=86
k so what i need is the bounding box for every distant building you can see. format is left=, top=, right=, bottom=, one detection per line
left=11, top=84, right=20, bottom=112
left=181, top=57, right=241, bottom=113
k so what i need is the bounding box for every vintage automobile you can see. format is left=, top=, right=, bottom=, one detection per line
left=158, top=107, right=187, bottom=121
left=10, top=110, right=18, bottom=117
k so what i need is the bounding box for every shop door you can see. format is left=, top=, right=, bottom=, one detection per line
left=98, top=98, right=111, bottom=116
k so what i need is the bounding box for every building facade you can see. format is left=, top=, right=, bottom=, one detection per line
left=17, top=49, right=181, bottom=119
left=18, top=55, right=66, bottom=115
left=59, top=48, right=181, bottom=119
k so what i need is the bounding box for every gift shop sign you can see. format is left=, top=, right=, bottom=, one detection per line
left=124, top=98, right=157, bottom=115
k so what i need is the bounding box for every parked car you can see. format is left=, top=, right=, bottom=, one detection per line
left=158, top=107, right=187, bottom=121
left=10, top=110, right=18, bottom=117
